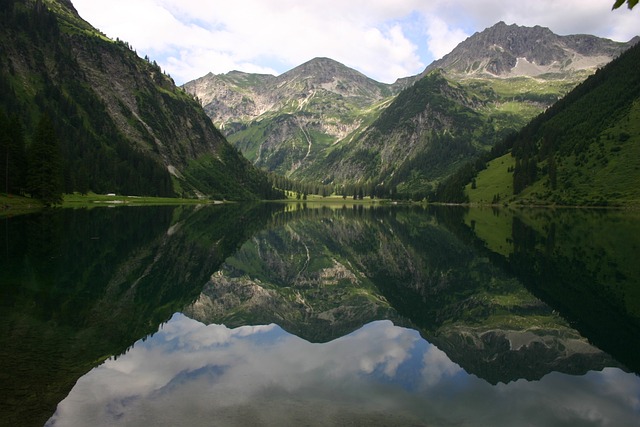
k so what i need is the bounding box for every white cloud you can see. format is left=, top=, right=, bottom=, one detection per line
left=72, top=0, right=429, bottom=84
left=424, top=17, right=470, bottom=60
left=72, top=0, right=638, bottom=85
left=46, top=315, right=640, bottom=427
left=421, top=344, right=463, bottom=386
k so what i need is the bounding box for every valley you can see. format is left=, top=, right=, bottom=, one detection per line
left=1, top=1, right=637, bottom=208
left=2, top=2, right=640, bottom=425
left=184, top=21, right=637, bottom=202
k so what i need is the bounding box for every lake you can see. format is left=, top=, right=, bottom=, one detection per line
left=1, top=203, right=639, bottom=426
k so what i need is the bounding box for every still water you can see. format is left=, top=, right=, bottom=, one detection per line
left=1, top=203, right=639, bottom=426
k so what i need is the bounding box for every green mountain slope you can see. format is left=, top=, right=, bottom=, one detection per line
left=0, top=0, right=279, bottom=201
left=463, top=41, right=640, bottom=206
left=301, top=71, right=497, bottom=199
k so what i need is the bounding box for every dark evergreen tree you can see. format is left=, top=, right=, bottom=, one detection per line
left=27, top=114, right=63, bottom=205
left=548, top=154, right=558, bottom=190
left=0, top=111, right=27, bottom=194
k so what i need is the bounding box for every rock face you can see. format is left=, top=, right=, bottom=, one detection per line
left=183, top=57, right=395, bottom=175
left=185, top=71, right=277, bottom=128
left=184, top=57, right=392, bottom=130
left=422, top=21, right=634, bottom=78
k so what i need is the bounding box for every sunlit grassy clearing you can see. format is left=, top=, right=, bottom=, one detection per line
left=465, top=153, right=515, bottom=205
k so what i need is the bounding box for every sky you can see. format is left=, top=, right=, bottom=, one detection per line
left=47, top=314, right=640, bottom=426
left=71, top=0, right=639, bottom=85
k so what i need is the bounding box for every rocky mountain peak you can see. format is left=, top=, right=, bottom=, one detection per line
left=183, top=57, right=392, bottom=141
left=281, top=57, right=360, bottom=80
left=423, top=21, right=632, bottom=78
left=274, top=57, right=388, bottom=97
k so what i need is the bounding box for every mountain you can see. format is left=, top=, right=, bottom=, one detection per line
left=322, top=22, right=636, bottom=199
left=185, top=22, right=633, bottom=199
left=183, top=57, right=396, bottom=176
left=458, top=39, right=640, bottom=206
left=300, top=70, right=493, bottom=198
left=422, top=21, right=634, bottom=78
left=0, top=0, right=280, bottom=201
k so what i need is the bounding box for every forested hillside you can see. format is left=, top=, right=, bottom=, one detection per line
left=451, top=40, right=640, bottom=206
left=299, top=71, right=498, bottom=199
left=0, top=0, right=281, bottom=203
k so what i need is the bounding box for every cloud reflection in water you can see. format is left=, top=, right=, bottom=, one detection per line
left=47, top=313, right=640, bottom=427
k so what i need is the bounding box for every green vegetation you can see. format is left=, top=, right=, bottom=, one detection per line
left=437, top=42, right=640, bottom=207
left=182, top=143, right=284, bottom=201
left=0, top=193, right=44, bottom=216
left=465, top=153, right=515, bottom=204
left=26, top=115, right=64, bottom=205
left=0, top=0, right=281, bottom=205
left=0, top=192, right=219, bottom=218
left=62, top=192, right=219, bottom=206
left=459, top=75, right=585, bottom=132
left=509, top=42, right=640, bottom=206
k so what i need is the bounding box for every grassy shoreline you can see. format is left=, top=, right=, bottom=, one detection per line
left=3, top=192, right=637, bottom=218
left=1, top=193, right=222, bottom=217
left=0, top=194, right=45, bottom=217
left=62, top=193, right=223, bottom=207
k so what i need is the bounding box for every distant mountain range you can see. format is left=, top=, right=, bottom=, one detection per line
left=184, top=22, right=636, bottom=200
left=183, top=57, right=398, bottom=177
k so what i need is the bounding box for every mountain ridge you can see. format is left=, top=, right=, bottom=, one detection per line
left=183, top=56, right=396, bottom=175
left=422, top=21, right=636, bottom=79
left=184, top=56, right=393, bottom=129
left=184, top=21, right=635, bottom=196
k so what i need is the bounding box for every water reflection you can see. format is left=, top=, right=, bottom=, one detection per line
left=461, top=206, right=640, bottom=372
left=0, top=203, right=279, bottom=427
left=47, top=314, right=640, bottom=427
left=185, top=205, right=624, bottom=384
left=2, top=203, right=639, bottom=426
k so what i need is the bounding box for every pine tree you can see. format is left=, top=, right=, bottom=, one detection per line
left=27, top=115, right=63, bottom=205
left=548, top=154, right=557, bottom=190
left=0, top=112, right=27, bottom=194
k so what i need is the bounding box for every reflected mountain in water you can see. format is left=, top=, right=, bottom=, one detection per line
left=184, top=204, right=624, bottom=385
left=2, top=203, right=639, bottom=426
left=46, top=314, right=640, bottom=427
left=0, top=203, right=278, bottom=427
left=461, top=206, right=640, bottom=373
